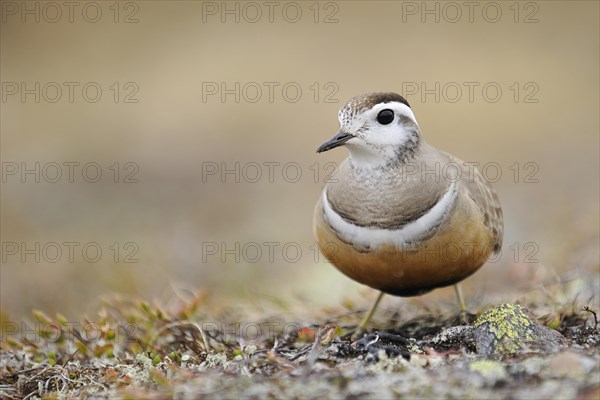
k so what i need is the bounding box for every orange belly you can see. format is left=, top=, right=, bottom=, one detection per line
left=314, top=194, right=495, bottom=296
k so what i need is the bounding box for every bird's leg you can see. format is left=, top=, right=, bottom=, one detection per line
left=453, top=283, right=468, bottom=324
left=359, top=291, right=385, bottom=330
left=349, top=292, right=412, bottom=361
left=352, top=291, right=385, bottom=340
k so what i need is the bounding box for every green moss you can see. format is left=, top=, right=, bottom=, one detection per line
left=168, top=351, right=182, bottom=363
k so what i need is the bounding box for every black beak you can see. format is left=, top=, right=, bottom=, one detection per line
left=316, top=131, right=354, bottom=153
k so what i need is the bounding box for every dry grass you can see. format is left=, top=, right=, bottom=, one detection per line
left=1, top=276, right=599, bottom=399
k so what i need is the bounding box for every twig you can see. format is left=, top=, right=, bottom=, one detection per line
left=61, top=348, right=80, bottom=368
left=306, top=326, right=325, bottom=365
left=583, top=306, right=598, bottom=332
left=7, top=366, right=44, bottom=379
left=288, top=344, right=311, bottom=362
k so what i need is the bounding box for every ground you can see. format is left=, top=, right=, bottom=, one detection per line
left=1, top=292, right=599, bottom=399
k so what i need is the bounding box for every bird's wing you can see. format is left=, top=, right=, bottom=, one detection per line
left=446, top=153, right=504, bottom=255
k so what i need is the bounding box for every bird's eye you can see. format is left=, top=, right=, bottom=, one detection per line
left=376, top=109, right=394, bottom=125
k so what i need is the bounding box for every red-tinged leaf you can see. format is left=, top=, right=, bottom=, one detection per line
left=298, top=327, right=316, bottom=342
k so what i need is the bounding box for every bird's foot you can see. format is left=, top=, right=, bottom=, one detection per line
left=350, top=327, right=367, bottom=341
left=456, top=311, right=477, bottom=325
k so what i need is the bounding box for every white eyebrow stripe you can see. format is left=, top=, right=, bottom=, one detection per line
left=372, top=102, right=419, bottom=127
left=322, top=181, right=457, bottom=250
left=338, top=101, right=419, bottom=130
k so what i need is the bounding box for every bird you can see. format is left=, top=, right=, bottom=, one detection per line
left=313, top=92, right=503, bottom=332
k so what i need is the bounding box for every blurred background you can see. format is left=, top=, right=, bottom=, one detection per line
left=1, top=1, right=598, bottom=320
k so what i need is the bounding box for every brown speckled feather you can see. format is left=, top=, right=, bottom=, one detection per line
left=447, top=152, right=504, bottom=255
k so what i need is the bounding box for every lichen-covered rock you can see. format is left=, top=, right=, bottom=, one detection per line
left=473, top=304, right=566, bottom=356
left=468, top=359, right=508, bottom=383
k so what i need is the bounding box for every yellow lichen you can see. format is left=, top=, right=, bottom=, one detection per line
left=474, top=304, right=538, bottom=355
left=469, top=360, right=507, bottom=380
